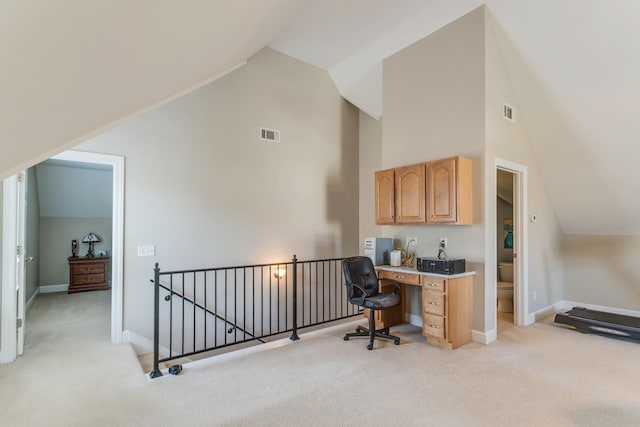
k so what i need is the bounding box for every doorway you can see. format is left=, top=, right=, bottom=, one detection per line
left=496, top=169, right=515, bottom=327
left=495, top=159, right=528, bottom=330
left=1, top=150, right=124, bottom=363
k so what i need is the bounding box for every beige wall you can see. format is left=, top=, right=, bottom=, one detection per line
left=485, top=8, right=564, bottom=317
left=39, top=218, right=112, bottom=286
left=562, top=236, right=640, bottom=310
left=358, top=112, right=383, bottom=246
left=76, top=47, right=360, bottom=341
left=0, top=184, right=3, bottom=339
left=25, top=168, right=40, bottom=302
left=373, top=7, right=487, bottom=329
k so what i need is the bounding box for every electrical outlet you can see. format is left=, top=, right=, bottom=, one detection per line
left=406, top=237, right=417, bottom=247
left=439, top=237, right=447, bottom=248
left=533, top=291, right=537, bottom=302
left=137, top=245, right=156, bottom=257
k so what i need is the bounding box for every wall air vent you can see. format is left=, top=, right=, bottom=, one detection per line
left=503, top=103, right=515, bottom=122
left=260, top=127, right=280, bottom=143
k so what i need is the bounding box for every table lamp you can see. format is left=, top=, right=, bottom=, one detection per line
left=82, top=232, right=101, bottom=257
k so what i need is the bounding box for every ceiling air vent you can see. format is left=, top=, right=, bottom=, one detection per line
left=260, top=127, right=280, bottom=143
left=503, top=103, right=515, bottom=122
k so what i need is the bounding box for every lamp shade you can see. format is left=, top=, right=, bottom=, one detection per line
left=82, top=232, right=102, bottom=257
left=82, top=232, right=101, bottom=243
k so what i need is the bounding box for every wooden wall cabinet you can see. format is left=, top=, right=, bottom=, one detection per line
left=426, top=156, right=473, bottom=225
left=375, top=164, right=425, bottom=224
left=68, top=256, right=110, bottom=294
left=375, top=156, right=472, bottom=226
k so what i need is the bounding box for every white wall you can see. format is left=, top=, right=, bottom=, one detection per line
left=76, top=47, right=360, bottom=342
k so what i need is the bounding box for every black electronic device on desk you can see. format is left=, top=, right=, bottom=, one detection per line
left=416, top=257, right=465, bottom=275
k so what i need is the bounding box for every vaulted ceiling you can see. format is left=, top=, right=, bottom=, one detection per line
left=3, top=0, right=639, bottom=235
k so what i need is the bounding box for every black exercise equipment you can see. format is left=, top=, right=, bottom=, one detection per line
left=554, top=307, right=640, bottom=342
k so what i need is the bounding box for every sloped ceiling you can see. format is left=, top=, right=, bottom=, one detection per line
left=3, top=0, right=639, bottom=235
left=271, top=0, right=640, bottom=235
left=0, top=0, right=311, bottom=176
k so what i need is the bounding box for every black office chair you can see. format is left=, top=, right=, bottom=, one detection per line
left=342, top=256, right=401, bottom=350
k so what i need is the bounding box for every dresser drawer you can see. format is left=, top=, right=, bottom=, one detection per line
left=420, top=276, right=446, bottom=292
left=423, top=314, right=446, bottom=339
left=423, top=291, right=446, bottom=316
left=73, top=264, right=105, bottom=275
left=378, top=270, right=420, bottom=285
left=73, top=273, right=105, bottom=285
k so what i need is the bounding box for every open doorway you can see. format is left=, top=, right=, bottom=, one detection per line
left=495, top=159, right=529, bottom=332
left=496, top=169, right=515, bottom=328
left=48, top=150, right=124, bottom=345
left=1, top=151, right=124, bottom=363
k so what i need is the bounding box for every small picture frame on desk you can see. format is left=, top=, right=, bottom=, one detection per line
left=96, top=250, right=107, bottom=257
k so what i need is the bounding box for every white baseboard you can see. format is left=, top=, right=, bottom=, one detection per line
left=530, top=301, right=566, bottom=323
left=39, top=284, right=68, bottom=293
left=25, top=288, right=40, bottom=314
left=472, top=328, right=496, bottom=345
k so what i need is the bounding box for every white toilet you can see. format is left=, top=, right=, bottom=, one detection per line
left=497, top=262, right=514, bottom=313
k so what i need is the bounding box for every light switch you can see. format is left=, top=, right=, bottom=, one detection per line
left=137, top=245, right=155, bottom=257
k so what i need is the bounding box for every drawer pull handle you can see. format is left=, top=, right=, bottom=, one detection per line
left=428, top=324, right=441, bottom=329
left=395, top=275, right=404, bottom=279
left=427, top=301, right=440, bottom=306
left=427, top=283, right=439, bottom=287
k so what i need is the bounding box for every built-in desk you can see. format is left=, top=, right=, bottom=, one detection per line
left=374, top=265, right=475, bottom=349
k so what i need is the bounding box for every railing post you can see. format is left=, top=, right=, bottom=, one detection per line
left=149, top=263, right=163, bottom=378
left=290, top=254, right=299, bottom=341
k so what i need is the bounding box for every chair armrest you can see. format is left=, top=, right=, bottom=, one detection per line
left=378, top=278, right=401, bottom=295
left=345, top=281, right=368, bottom=305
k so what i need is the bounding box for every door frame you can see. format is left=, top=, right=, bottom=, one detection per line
left=494, top=158, right=529, bottom=327
left=0, top=175, right=20, bottom=362
left=50, top=150, right=125, bottom=344
left=1, top=150, right=124, bottom=363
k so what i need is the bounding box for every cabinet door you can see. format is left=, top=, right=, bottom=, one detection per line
left=395, top=164, right=425, bottom=223
left=375, top=169, right=395, bottom=224
left=427, top=157, right=457, bottom=223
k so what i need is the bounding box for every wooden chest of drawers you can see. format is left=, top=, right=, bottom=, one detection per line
left=68, top=256, right=110, bottom=293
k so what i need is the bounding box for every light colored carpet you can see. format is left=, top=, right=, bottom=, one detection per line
left=1, top=291, right=640, bottom=426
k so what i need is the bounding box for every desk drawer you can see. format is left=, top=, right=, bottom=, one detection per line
left=423, top=291, right=446, bottom=316
left=421, top=276, right=446, bottom=292
left=378, top=270, right=420, bottom=285
left=423, top=314, right=446, bottom=339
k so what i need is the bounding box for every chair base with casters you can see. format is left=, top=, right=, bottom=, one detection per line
left=344, top=309, right=400, bottom=350
left=341, top=256, right=403, bottom=350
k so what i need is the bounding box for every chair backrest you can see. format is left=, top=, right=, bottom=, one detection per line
left=342, top=256, right=379, bottom=297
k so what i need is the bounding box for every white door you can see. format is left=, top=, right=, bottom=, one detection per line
left=1, top=172, right=26, bottom=363
left=16, top=172, right=26, bottom=355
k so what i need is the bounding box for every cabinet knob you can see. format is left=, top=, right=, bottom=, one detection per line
left=427, top=301, right=440, bottom=306
left=428, top=324, right=441, bottom=329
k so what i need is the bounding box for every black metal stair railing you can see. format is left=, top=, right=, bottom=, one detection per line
left=150, top=255, right=361, bottom=378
